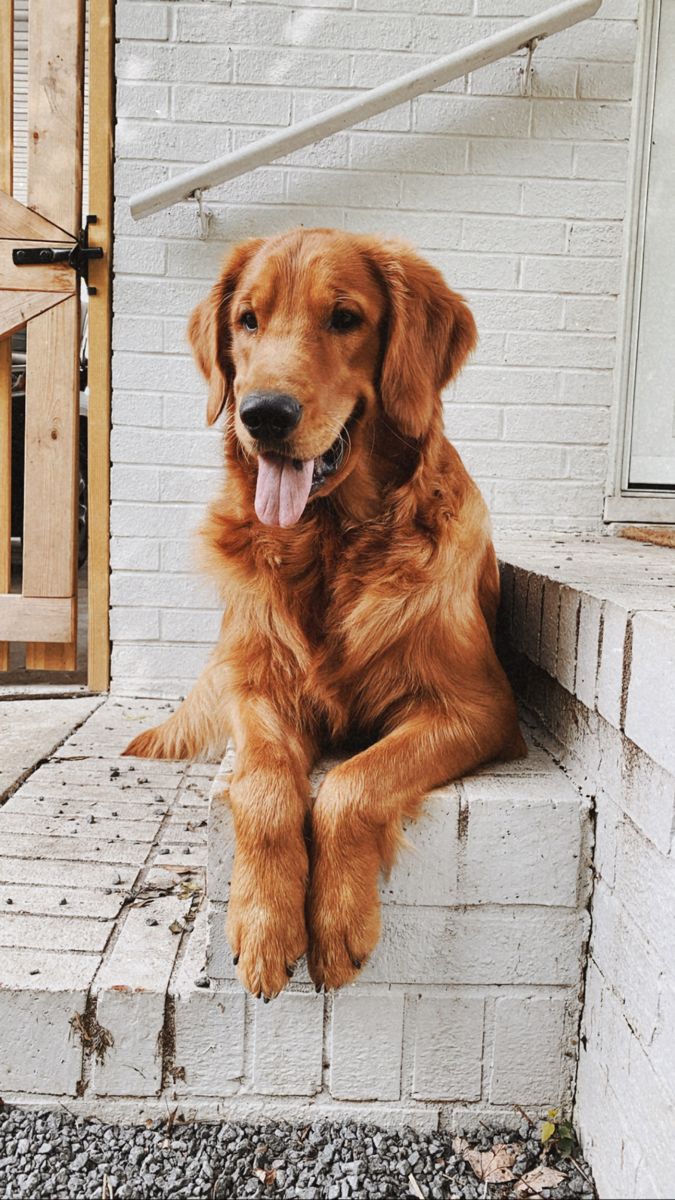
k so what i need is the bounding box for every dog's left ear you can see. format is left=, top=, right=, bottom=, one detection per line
left=188, top=238, right=264, bottom=426
left=366, top=239, right=477, bottom=440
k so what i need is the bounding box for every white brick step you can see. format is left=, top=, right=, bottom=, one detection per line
left=0, top=697, right=591, bottom=1132
left=499, top=532, right=675, bottom=790
left=200, top=729, right=591, bottom=1124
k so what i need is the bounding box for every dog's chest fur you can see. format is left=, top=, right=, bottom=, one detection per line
left=243, top=511, right=442, bottom=734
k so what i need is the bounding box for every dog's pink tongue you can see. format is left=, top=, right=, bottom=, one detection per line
left=255, top=454, right=315, bottom=528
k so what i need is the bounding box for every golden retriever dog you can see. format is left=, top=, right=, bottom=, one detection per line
left=125, top=228, right=525, bottom=999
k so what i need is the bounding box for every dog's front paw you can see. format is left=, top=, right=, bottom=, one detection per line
left=308, top=780, right=382, bottom=991
left=308, top=875, right=381, bottom=992
left=227, top=842, right=308, bottom=1001
left=228, top=895, right=307, bottom=1001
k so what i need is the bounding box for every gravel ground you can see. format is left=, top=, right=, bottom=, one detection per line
left=0, top=1106, right=595, bottom=1200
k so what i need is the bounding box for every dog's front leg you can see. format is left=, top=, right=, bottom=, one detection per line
left=227, top=702, right=315, bottom=1001
left=309, top=701, right=521, bottom=990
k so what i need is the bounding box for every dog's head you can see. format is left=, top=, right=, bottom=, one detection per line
left=189, top=228, right=476, bottom=527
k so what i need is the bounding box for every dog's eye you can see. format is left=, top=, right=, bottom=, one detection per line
left=330, top=308, right=362, bottom=333
left=239, top=311, right=258, bottom=332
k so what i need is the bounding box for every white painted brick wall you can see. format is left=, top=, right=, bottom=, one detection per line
left=330, top=991, right=405, bottom=1101
left=253, top=992, right=324, bottom=1096
left=411, top=995, right=484, bottom=1101
left=112, top=0, right=638, bottom=695
left=500, top=536, right=675, bottom=1199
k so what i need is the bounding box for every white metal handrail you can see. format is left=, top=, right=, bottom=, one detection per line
left=130, top=0, right=602, bottom=221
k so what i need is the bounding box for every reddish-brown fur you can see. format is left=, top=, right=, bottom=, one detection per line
left=124, top=228, right=526, bottom=997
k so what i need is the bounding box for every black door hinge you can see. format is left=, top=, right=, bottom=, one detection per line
left=12, top=214, right=104, bottom=295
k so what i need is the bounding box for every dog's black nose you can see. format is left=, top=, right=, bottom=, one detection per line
left=239, top=391, right=302, bottom=440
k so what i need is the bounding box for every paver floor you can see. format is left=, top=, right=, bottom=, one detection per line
left=0, top=697, right=102, bottom=799
left=0, top=696, right=219, bottom=1102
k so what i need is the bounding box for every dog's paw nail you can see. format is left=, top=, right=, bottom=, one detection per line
left=286, top=964, right=295, bottom=978
left=232, top=954, right=239, bottom=966
left=256, top=991, right=262, bottom=1000
left=352, top=958, right=362, bottom=969
left=315, top=983, right=323, bottom=994
left=263, top=996, right=270, bottom=1004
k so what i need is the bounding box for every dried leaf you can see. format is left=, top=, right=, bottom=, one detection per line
left=177, top=880, right=201, bottom=898
left=452, top=1136, right=469, bottom=1156
left=253, top=1167, right=276, bottom=1186
left=69, top=1012, right=114, bottom=1064
left=515, top=1164, right=566, bottom=1197
left=408, top=1174, right=425, bottom=1199
left=131, top=883, right=175, bottom=908
left=463, top=1143, right=517, bottom=1184
left=169, top=920, right=184, bottom=935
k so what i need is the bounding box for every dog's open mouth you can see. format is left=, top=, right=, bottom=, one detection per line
left=254, top=401, right=363, bottom=529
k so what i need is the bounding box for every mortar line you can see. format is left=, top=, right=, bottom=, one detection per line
left=162, top=767, right=217, bottom=994
left=569, top=784, right=597, bottom=1129
left=521, top=698, right=599, bottom=1134
left=86, top=759, right=196, bottom=975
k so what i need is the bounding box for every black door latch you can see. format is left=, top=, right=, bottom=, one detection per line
left=12, top=214, right=104, bottom=295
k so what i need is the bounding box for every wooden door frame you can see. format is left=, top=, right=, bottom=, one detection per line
left=1, top=0, right=113, bottom=688
left=87, top=0, right=114, bottom=690
left=0, top=0, right=12, bottom=672
left=604, top=0, right=675, bottom=524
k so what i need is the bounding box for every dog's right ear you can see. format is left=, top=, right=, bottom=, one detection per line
left=188, top=238, right=264, bottom=426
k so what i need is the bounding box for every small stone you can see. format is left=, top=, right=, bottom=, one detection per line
left=146, top=918, right=158, bottom=927
left=60, top=897, right=68, bottom=906
left=194, top=976, right=210, bottom=989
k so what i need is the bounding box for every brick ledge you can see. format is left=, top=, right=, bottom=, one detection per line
left=497, top=533, right=675, bottom=782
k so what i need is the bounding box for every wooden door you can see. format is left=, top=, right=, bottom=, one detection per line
left=0, top=0, right=85, bottom=670
left=627, top=0, right=675, bottom=489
